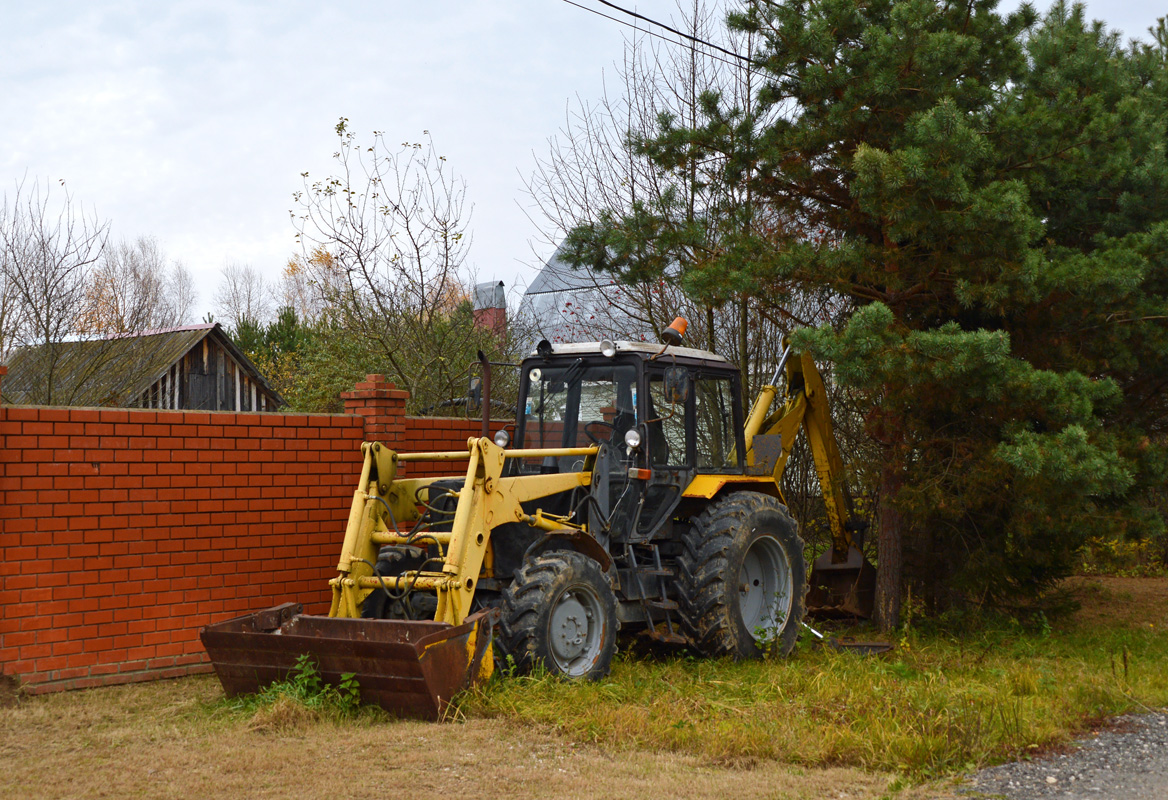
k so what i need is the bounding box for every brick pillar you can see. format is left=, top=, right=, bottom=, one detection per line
left=0, top=364, right=6, bottom=399
left=341, top=374, right=409, bottom=444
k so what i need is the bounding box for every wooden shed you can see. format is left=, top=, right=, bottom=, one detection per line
left=1, top=323, right=283, bottom=411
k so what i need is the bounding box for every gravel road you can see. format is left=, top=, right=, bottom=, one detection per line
left=957, top=711, right=1168, bottom=799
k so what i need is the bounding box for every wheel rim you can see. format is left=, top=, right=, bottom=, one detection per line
left=548, top=585, right=605, bottom=677
left=739, top=535, right=793, bottom=639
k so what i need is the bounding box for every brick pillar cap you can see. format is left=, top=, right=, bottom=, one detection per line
left=349, top=374, right=397, bottom=391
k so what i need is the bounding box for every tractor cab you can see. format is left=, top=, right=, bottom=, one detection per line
left=512, top=338, right=746, bottom=544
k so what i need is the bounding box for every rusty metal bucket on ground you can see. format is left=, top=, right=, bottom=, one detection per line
left=200, top=603, right=497, bottom=720
left=806, top=545, right=877, bottom=619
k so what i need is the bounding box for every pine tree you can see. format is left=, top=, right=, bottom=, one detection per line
left=563, top=1, right=1168, bottom=625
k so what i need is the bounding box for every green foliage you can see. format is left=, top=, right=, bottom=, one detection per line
left=562, top=1, right=1168, bottom=611
left=229, top=297, right=515, bottom=414
left=268, top=302, right=514, bottom=415
left=231, top=314, right=265, bottom=355
left=1079, top=535, right=1168, bottom=577
left=223, top=654, right=362, bottom=726
left=253, top=313, right=382, bottom=414
left=259, top=654, right=360, bottom=714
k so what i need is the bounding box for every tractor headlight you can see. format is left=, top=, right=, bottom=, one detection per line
left=599, top=339, right=617, bottom=358
left=493, top=429, right=511, bottom=448
left=624, top=428, right=642, bottom=450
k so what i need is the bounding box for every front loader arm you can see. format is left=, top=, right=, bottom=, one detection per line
left=329, top=437, right=597, bottom=626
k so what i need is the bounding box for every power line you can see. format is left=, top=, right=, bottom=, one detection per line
left=562, top=0, right=766, bottom=76
left=593, top=0, right=750, bottom=63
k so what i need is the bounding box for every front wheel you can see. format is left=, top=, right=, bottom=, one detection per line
left=678, top=492, right=806, bottom=658
left=500, top=550, right=618, bottom=679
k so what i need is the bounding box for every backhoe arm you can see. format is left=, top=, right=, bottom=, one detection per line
left=744, top=350, right=858, bottom=564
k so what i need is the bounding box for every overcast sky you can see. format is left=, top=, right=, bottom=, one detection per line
left=2, top=1, right=1162, bottom=321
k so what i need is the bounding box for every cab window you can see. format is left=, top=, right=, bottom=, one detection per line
left=646, top=373, right=688, bottom=466
left=694, top=376, right=736, bottom=469
left=519, top=362, right=637, bottom=471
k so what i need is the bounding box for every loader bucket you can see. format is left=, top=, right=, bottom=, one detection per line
left=200, top=603, right=497, bottom=720
left=806, top=546, right=877, bottom=619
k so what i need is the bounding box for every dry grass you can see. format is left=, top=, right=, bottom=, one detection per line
left=0, top=674, right=896, bottom=800
left=464, top=576, right=1168, bottom=779
left=1064, top=575, right=1168, bottom=629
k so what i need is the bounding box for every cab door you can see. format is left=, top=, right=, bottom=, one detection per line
left=692, top=370, right=743, bottom=472
left=629, top=365, right=695, bottom=540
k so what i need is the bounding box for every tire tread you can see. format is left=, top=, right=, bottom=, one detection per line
left=676, top=491, right=807, bottom=658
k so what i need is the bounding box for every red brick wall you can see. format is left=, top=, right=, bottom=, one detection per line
left=0, top=374, right=509, bottom=694
left=396, top=417, right=513, bottom=478
left=343, top=374, right=510, bottom=479
left=0, top=406, right=365, bottom=692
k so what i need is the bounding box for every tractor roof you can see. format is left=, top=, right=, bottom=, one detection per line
left=534, top=340, right=732, bottom=365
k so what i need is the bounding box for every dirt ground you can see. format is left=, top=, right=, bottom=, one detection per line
left=0, top=673, right=897, bottom=800
left=1064, top=575, right=1168, bottom=630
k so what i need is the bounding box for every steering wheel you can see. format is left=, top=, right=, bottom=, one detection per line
left=582, top=420, right=616, bottom=444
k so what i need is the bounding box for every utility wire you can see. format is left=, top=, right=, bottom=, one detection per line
left=562, top=0, right=766, bottom=77
left=593, top=0, right=750, bottom=63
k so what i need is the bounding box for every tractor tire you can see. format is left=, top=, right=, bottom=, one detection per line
left=677, top=491, right=806, bottom=659
left=500, top=550, right=618, bottom=680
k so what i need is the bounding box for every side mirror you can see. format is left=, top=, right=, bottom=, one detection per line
left=663, top=366, right=690, bottom=404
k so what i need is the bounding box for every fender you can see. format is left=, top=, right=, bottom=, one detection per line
left=523, top=529, right=614, bottom=573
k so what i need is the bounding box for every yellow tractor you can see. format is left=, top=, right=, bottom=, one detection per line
left=201, top=321, right=872, bottom=719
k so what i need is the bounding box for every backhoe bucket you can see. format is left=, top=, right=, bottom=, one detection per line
left=200, top=604, right=497, bottom=720
left=806, top=546, right=876, bottom=618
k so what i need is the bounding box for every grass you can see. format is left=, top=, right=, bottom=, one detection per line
left=460, top=575, right=1168, bottom=780
left=2, top=576, right=1164, bottom=798
left=216, top=653, right=369, bottom=732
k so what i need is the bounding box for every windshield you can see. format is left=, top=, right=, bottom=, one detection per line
left=520, top=362, right=638, bottom=455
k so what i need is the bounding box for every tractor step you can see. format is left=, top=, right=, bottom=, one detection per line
left=641, top=598, right=679, bottom=611
left=636, top=568, right=672, bottom=578
left=645, top=628, right=688, bottom=645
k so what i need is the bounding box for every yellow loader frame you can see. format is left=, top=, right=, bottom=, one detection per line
left=203, top=343, right=871, bottom=720
left=329, top=440, right=600, bottom=627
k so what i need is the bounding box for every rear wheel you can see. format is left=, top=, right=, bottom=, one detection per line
left=677, top=491, right=806, bottom=658
left=500, top=550, right=617, bottom=679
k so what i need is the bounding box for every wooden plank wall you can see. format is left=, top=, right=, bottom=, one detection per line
left=137, top=337, right=277, bottom=412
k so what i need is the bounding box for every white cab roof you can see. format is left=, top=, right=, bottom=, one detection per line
left=536, top=340, right=731, bottom=364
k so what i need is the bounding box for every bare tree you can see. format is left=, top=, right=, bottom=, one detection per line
left=84, top=236, right=195, bottom=333
left=213, top=262, right=273, bottom=330
left=279, top=248, right=332, bottom=324
left=0, top=178, right=109, bottom=402
left=0, top=248, right=20, bottom=361
left=525, top=1, right=805, bottom=389
left=290, top=120, right=509, bottom=410
left=166, top=259, right=196, bottom=325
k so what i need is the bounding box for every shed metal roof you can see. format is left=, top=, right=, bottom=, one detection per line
left=524, top=242, right=614, bottom=296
